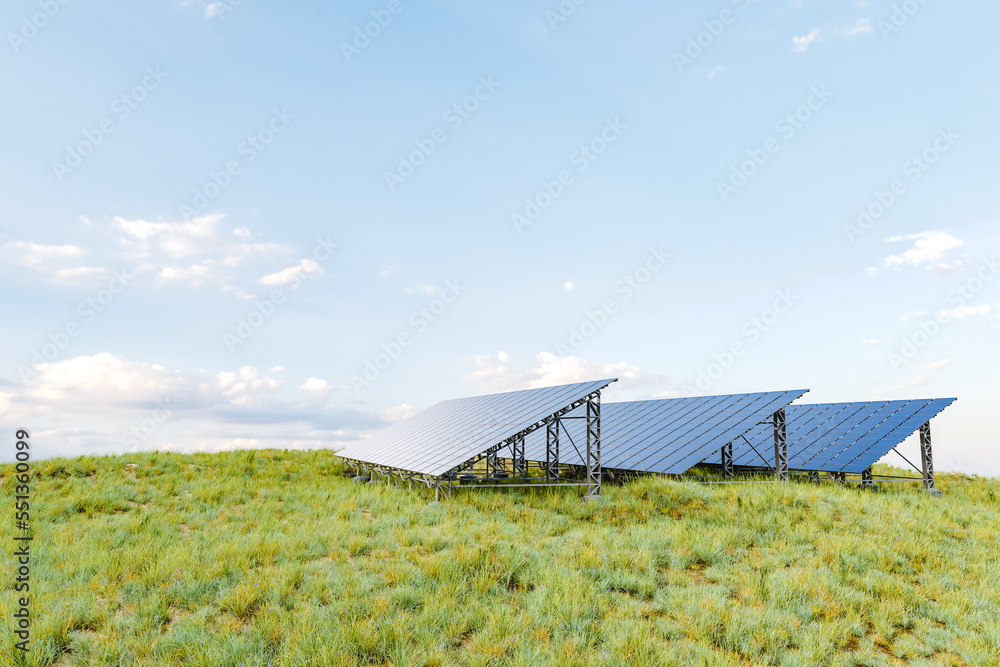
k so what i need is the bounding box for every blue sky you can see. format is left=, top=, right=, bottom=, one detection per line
left=2, top=0, right=998, bottom=474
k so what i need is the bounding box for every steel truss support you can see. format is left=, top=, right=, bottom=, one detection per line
left=585, top=393, right=602, bottom=498
left=860, top=466, right=878, bottom=491
left=919, top=421, right=941, bottom=495
left=512, top=436, right=527, bottom=477
left=485, top=450, right=501, bottom=478
left=721, top=442, right=734, bottom=478
left=546, top=416, right=560, bottom=482
left=773, top=408, right=788, bottom=482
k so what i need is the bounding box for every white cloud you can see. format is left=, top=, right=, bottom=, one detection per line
left=300, top=377, right=335, bottom=405
left=210, top=366, right=283, bottom=406
left=938, top=305, right=991, bottom=322
left=792, top=28, right=821, bottom=52
left=26, top=353, right=186, bottom=404
left=4, top=353, right=382, bottom=459
left=403, top=284, right=437, bottom=295
left=383, top=404, right=418, bottom=422
left=877, top=359, right=953, bottom=395
left=205, top=2, right=223, bottom=18
left=461, top=351, right=672, bottom=399
left=0, top=240, right=104, bottom=285
left=4, top=241, right=88, bottom=265
left=113, top=214, right=225, bottom=259
left=49, top=266, right=108, bottom=285
left=564, top=282, right=575, bottom=291
left=158, top=262, right=214, bottom=286
left=843, top=18, right=871, bottom=35
left=707, top=65, right=726, bottom=79
left=878, top=231, right=969, bottom=275
left=258, top=258, right=324, bottom=286
left=900, top=310, right=927, bottom=322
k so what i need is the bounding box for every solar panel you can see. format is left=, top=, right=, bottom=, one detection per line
left=522, top=390, right=808, bottom=474
left=335, top=379, right=616, bottom=477
left=727, top=398, right=956, bottom=473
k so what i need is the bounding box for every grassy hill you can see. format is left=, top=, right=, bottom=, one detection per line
left=2, top=450, right=999, bottom=666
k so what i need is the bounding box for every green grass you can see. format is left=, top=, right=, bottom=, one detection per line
left=2, top=450, right=999, bottom=666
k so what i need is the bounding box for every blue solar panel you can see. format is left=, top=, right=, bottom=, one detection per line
left=727, top=398, right=956, bottom=473
left=335, top=379, right=616, bottom=477
left=522, top=390, right=807, bottom=474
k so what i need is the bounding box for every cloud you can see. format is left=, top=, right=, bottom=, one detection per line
left=8, top=212, right=296, bottom=294
left=4, top=241, right=87, bottom=266
left=876, top=359, right=953, bottom=395
left=707, top=65, right=726, bottom=79
left=843, top=18, right=871, bottom=35
left=49, top=266, right=108, bottom=285
left=900, top=310, right=927, bottom=322
left=4, top=353, right=384, bottom=459
left=0, top=240, right=105, bottom=285
left=383, top=404, right=418, bottom=422
left=403, top=285, right=437, bottom=295
left=25, top=353, right=187, bottom=405
left=300, top=377, right=335, bottom=405
left=158, top=262, right=214, bottom=286
left=792, top=28, right=821, bottom=52
left=258, top=258, right=324, bottom=286
left=461, top=351, right=673, bottom=400
left=564, top=282, right=575, bottom=291
left=877, top=230, right=969, bottom=275
left=938, top=305, right=991, bottom=322
left=113, top=214, right=225, bottom=259
left=211, top=366, right=283, bottom=406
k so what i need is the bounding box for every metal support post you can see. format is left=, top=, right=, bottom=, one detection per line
left=486, top=450, right=499, bottom=478
left=512, top=435, right=527, bottom=477
left=546, top=416, right=560, bottom=482
left=773, top=408, right=788, bottom=482
left=585, top=394, right=602, bottom=499
left=861, top=466, right=878, bottom=491
left=919, top=422, right=942, bottom=496
left=721, top=442, right=734, bottom=478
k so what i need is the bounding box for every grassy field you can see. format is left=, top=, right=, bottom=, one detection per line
left=1, top=450, right=999, bottom=667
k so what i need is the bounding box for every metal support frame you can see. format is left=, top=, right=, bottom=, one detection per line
left=919, top=421, right=939, bottom=493
left=860, top=466, right=878, bottom=491
left=512, top=436, right=527, bottom=477
left=721, top=442, right=734, bottom=478
left=772, top=408, right=788, bottom=482
left=342, top=389, right=606, bottom=501
left=546, top=416, right=560, bottom=482
left=585, top=393, right=602, bottom=498
left=485, top=449, right=501, bottom=478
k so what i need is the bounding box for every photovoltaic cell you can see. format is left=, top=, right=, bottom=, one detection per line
left=522, top=390, right=808, bottom=474
left=726, top=398, right=956, bottom=473
left=335, top=379, right=616, bottom=477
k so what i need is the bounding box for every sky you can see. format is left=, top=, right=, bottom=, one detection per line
left=1, top=0, right=998, bottom=475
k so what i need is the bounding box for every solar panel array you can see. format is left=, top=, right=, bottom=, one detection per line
left=335, top=379, right=615, bottom=477
left=521, top=390, right=808, bottom=474
left=724, top=398, right=956, bottom=473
